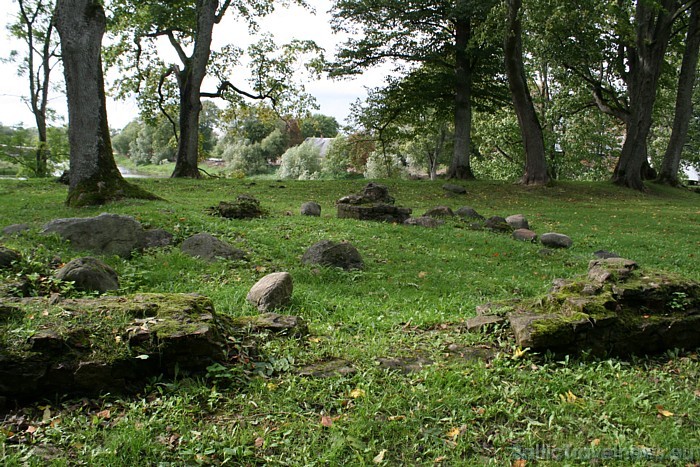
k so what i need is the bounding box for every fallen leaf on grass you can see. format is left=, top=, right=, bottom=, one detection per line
left=446, top=427, right=461, bottom=440
left=512, top=460, right=527, bottom=467
left=321, top=415, right=333, bottom=428
left=96, top=409, right=111, bottom=420
left=591, top=438, right=600, bottom=446
left=512, top=347, right=529, bottom=359
left=559, top=391, right=580, bottom=404
left=694, top=389, right=700, bottom=398
left=418, top=271, right=428, bottom=279
left=656, top=405, right=674, bottom=417
left=350, top=388, right=366, bottom=399
left=373, top=449, right=386, bottom=464
left=25, top=425, right=37, bottom=434
left=387, top=415, right=405, bottom=421
left=434, top=456, right=447, bottom=463
left=254, top=437, right=264, bottom=448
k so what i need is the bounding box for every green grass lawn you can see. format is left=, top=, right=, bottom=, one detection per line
left=0, top=178, right=698, bottom=465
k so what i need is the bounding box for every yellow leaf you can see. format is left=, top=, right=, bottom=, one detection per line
left=559, top=390, right=579, bottom=404
left=266, top=383, right=278, bottom=391
left=591, top=438, right=600, bottom=446
left=418, top=271, right=428, bottom=279
left=350, top=388, right=366, bottom=399
left=434, top=456, right=447, bottom=463
left=388, top=415, right=405, bottom=421
left=446, top=427, right=461, bottom=439
left=512, top=347, right=529, bottom=359
left=656, top=405, right=674, bottom=417
left=373, top=449, right=387, bottom=464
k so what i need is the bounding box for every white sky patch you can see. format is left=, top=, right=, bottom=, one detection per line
left=0, top=0, right=390, bottom=130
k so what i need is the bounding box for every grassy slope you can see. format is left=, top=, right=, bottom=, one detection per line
left=0, top=178, right=698, bottom=465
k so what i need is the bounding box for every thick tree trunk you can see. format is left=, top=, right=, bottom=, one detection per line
left=55, top=0, right=156, bottom=206
left=171, top=0, right=217, bottom=179
left=657, top=3, right=700, bottom=186
left=447, top=18, right=475, bottom=180
left=612, top=0, right=676, bottom=190
left=504, top=0, right=549, bottom=186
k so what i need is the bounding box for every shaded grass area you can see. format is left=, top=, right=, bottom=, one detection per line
left=0, top=178, right=698, bottom=465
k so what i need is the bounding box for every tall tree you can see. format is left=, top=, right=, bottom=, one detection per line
left=537, top=0, right=696, bottom=190
left=504, top=0, right=549, bottom=185
left=331, top=0, right=504, bottom=180
left=9, top=0, right=60, bottom=177
left=657, top=1, right=700, bottom=185
left=108, top=0, right=321, bottom=179
left=54, top=0, right=156, bottom=206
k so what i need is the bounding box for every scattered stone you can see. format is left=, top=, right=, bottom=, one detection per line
left=540, top=232, right=573, bottom=249
left=246, top=272, right=293, bottom=312
left=141, top=229, right=174, bottom=249
left=594, top=250, right=621, bottom=259
left=506, top=214, right=529, bottom=230
left=55, top=257, right=119, bottom=293
left=207, top=195, right=265, bottom=219
left=377, top=356, right=433, bottom=374
left=42, top=213, right=148, bottom=258
left=455, top=206, right=484, bottom=220
left=300, top=201, right=321, bottom=217
left=337, top=203, right=412, bottom=223
left=404, top=216, right=444, bottom=228
left=446, top=344, right=498, bottom=362
left=0, top=247, right=21, bottom=269
left=513, top=229, right=538, bottom=242
left=423, top=206, right=454, bottom=217
left=2, top=224, right=30, bottom=236
left=230, top=313, right=307, bottom=337
left=301, top=240, right=364, bottom=270
left=298, top=359, right=356, bottom=378
left=336, top=183, right=411, bottom=223
left=337, top=182, right=395, bottom=205
left=462, top=315, right=506, bottom=332
left=484, top=216, right=512, bottom=233
left=181, top=233, right=246, bottom=262
left=442, top=184, right=467, bottom=194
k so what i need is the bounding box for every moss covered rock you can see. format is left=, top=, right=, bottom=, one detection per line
left=0, top=293, right=303, bottom=402
left=479, top=259, right=700, bottom=356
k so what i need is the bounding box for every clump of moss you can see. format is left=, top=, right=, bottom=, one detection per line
left=207, top=194, right=267, bottom=219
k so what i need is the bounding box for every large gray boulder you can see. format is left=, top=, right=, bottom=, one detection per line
left=506, top=214, right=529, bottom=230
left=2, top=224, right=30, bottom=236
left=300, top=201, right=321, bottom=217
left=55, top=257, right=119, bottom=293
left=404, top=216, right=444, bottom=228
left=423, top=206, right=454, bottom=218
left=0, top=247, right=21, bottom=269
left=181, top=233, right=246, bottom=262
left=442, top=184, right=467, bottom=194
left=247, top=272, right=293, bottom=312
left=455, top=206, right=484, bottom=220
left=302, top=240, right=364, bottom=270
left=540, top=232, right=573, bottom=249
left=42, top=213, right=172, bottom=258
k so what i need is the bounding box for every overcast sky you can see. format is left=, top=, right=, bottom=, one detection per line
left=0, top=0, right=389, bottom=130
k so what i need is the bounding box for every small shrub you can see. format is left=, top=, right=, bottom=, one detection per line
left=364, top=151, right=407, bottom=179
left=278, top=141, right=322, bottom=180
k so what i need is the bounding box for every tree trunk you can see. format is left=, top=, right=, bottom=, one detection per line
left=657, top=2, right=700, bottom=186
left=171, top=0, right=217, bottom=179
left=55, top=0, right=156, bottom=206
left=612, top=0, right=676, bottom=190
left=447, top=17, right=475, bottom=180
left=504, top=0, right=549, bottom=186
